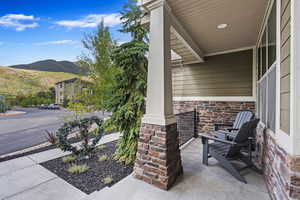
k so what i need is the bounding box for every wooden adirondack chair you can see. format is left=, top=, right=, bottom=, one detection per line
left=213, top=111, right=253, bottom=140
left=200, top=119, right=261, bottom=183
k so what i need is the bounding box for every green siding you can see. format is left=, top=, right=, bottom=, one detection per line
left=280, top=0, right=291, bottom=134
left=172, top=50, right=253, bottom=97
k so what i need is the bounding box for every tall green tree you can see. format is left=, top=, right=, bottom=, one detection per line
left=79, top=20, right=117, bottom=110
left=104, top=1, right=148, bottom=164
left=78, top=0, right=148, bottom=164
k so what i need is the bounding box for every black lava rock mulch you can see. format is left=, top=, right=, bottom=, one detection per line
left=40, top=141, right=133, bottom=194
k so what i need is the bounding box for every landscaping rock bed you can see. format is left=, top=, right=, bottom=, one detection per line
left=40, top=141, right=133, bottom=194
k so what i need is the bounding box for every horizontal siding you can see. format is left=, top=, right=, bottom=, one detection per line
left=281, top=1, right=291, bottom=29
left=280, top=74, right=290, bottom=93
left=281, top=38, right=290, bottom=61
left=280, top=0, right=291, bottom=134
left=281, top=22, right=290, bottom=43
left=281, top=56, right=290, bottom=76
left=280, top=92, right=290, bottom=110
left=280, top=109, right=290, bottom=133
left=172, top=50, right=253, bottom=97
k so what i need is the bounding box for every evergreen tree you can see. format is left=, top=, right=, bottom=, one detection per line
left=104, top=1, right=148, bottom=164
left=79, top=0, right=148, bottom=164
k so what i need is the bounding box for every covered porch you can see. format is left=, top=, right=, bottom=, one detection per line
left=91, top=138, right=269, bottom=200
left=132, top=0, right=300, bottom=199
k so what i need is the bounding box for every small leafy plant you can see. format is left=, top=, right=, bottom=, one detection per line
left=55, top=116, right=105, bottom=159
left=67, top=164, right=89, bottom=174
left=62, top=155, right=76, bottom=163
left=102, top=176, right=113, bottom=184
left=97, top=145, right=106, bottom=150
left=45, top=130, right=57, bottom=144
left=98, top=155, right=109, bottom=162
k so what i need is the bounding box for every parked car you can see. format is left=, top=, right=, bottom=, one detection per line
left=39, top=104, right=60, bottom=110
left=48, top=104, right=60, bottom=110
left=39, top=104, right=48, bottom=109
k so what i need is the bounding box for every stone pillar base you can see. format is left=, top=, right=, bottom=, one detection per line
left=134, top=122, right=183, bottom=190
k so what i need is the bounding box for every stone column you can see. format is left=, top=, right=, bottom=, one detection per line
left=134, top=0, right=183, bottom=190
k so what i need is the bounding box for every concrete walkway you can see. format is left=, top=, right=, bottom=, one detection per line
left=0, top=133, right=120, bottom=200
left=86, top=138, right=270, bottom=200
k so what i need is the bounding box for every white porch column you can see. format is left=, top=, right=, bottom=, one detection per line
left=142, top=0, right=176, bottom=126
left=134, top=0, right=183, bottom=190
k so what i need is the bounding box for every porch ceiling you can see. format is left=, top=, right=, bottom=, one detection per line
left=167, top=0, right=268, bottom=55
left=141, top=0, right=268, bottom=61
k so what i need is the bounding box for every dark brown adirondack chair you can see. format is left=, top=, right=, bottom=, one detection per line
left=213, top=111, right=253, bottom=140
left=200, top=119, right=261, bottom=183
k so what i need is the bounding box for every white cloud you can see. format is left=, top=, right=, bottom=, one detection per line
left=0, top=14, right=39, bottom=31
left=34, top=40, right=76, bottom=46
left=55, top=13, right=121, bottom=29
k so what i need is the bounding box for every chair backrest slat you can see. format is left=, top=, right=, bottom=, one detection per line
left=232, top=111, right=253, bottom=129
left=226, top=119, right=260, bottom=157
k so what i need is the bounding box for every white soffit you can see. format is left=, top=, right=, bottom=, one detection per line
left=140, top=0, right=204, bottom=64
left=167, top=0, right=269, bottom=54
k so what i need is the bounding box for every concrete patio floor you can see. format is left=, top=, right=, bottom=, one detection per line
left=89, top=138, right=270, bottom=200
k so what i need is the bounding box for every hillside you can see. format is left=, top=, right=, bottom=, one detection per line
left=9, top=59, right=81, bottom=74
left=0, top=66, right=80, bottom=96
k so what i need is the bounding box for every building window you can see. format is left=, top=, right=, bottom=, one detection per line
left=257, top=47, right=262, bottom=80
left=268, top=2, right=277, bottom=68
left=261, top=30, right=267, bottom=77
left=258, top=65, right=276, bottom=132
left=256, top=0, right=277, bottom=132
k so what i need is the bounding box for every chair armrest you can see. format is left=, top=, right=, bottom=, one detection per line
left=214, top=123, right=233, bottom=131
left=199, top=133, right=236, bottom=145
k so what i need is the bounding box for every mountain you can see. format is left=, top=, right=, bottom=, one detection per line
left=0, top=66, right=80, bottom=96
left=9, top=59, right=81, bottom=74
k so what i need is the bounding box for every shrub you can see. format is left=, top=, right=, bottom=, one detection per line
left=45, top=130, right=57, bottom=144
left=97, top=145, right=106, bottom=150
left=0, top=101, right=8, bottom=113
left=55, top=116, right=104, bottom=159
left=67, top=164, right=89, bottom=174
left=102, top=176, right=113, bottom=184
left=98, top=155, right=109, bottom=162
left=62, top=155, right=76, bottom=163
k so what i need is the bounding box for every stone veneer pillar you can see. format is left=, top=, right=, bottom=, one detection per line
left=134, top=0, right=183, bottom=190
left=134, top=123, right=183, bottom=190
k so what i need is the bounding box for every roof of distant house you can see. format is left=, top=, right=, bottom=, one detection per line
left=55, top=78, right=79, bottom=85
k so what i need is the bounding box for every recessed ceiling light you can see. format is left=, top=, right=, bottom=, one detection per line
left=217, top=24, right=228, bottom=29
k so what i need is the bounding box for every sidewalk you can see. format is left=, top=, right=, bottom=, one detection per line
left=0, top=111, right=26, bottom=117
left=0, top=133, right=120, bottom=200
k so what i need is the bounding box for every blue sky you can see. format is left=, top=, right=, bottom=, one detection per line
left=0, top=0, right=130, bottom=66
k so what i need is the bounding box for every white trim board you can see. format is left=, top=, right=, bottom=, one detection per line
left=204, top=46, right=255, bottom=57
left=173, top=96, right=255, bottom=102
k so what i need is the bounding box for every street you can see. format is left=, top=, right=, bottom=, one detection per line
left=0, top=107, right=108, bottom=156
